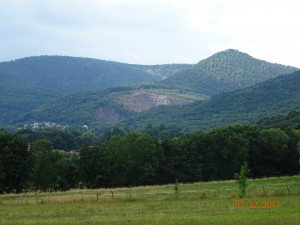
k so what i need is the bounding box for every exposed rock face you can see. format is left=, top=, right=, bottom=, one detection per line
left=93, top=106, right=122, bottom=122
left=118, top=91, right=193, bottom=112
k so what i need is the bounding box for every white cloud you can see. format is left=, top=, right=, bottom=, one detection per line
left=0, top=0, right=299, bottom=67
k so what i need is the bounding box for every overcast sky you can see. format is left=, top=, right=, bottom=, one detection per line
left=1, top=0, right=299, bottom=67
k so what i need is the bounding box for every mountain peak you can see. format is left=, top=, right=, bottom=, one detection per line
left=224, top=49, right=241, bottom=53
left=162, top=49, right=298, bottom=95
left=209, top=49, right=250, bottom=59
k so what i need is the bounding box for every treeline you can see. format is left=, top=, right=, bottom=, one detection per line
left=0, top=125, right=299, bottom=193
left=15, top=125, right=179, bottom=151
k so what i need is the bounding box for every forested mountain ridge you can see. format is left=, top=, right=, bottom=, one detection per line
left=1, top=53, right=300, bottom=194
left=161, top=49, right=298, bottom=95
left=10, top=84, right=208, bottom=127
left=0, top=56, right=161, bottom=95
left=134, top=64, right=191, bottom=79
left=1, top=50, right=296, bottom=97
left=0, top=84, right=61, bottom=125
left=15, top=88, right=134, bottom=126
left=12, top=69, right=300, bottom=131
left=257, top=110, right=300, bottom=130
left=0, top=69, right=17, bottom=84
left=0, top=51, right=299, bottom=130
left=0, top=56, right=192, bottom=125
left=120, top=70, right=300, bottom=132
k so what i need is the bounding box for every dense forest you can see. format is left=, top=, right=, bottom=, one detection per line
left=0, top=50, right=298, bottom=129
left=1, top=50, right=299, bottom=194
left=134, top=64, right=191, bottom=79
left=5, top=69, right=300, bottom=131
left=0, top=56, right=160, bottom=95
left=161, top=49, right=297, bottom=95
left=121, top=70, right=300, bottom=132
left=0, top=84, right=61, bottom=125
left=1, top=124, right=299, bottom=193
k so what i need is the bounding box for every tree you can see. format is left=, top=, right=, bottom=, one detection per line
left=298, top=142, right=300, bottom=168
left=52, top=150, right=79, bottom=191
left=31, top=139, right=56, bottom=191
left=78, top=144, right=98, bottom=188
left=235, top=162, right=249, bottom=198
left=0, top=132, right=32, bottom=193
left=207, top=125, right=252, bottom=179
left=18, top=128, right=79, bottom=151
left=125, top=133, right=159, bottom=185
left=256, top=128, right=290, bottom=176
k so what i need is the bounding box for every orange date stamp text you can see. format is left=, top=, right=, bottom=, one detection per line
left=234, top=200, right=281, bottom=209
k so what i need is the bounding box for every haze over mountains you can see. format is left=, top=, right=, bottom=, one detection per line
left=0, top=49, right=299, bottom=131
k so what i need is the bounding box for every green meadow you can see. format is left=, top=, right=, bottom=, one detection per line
left=0, top=175, right=299, bottom=225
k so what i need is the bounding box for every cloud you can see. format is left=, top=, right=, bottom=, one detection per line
left=0, top=0, right=299, bottom=67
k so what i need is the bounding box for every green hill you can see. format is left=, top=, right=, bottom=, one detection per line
left=120, top=70, right=300, bottom=132
left=0, top=84, right=61, bottom=125
left=11, top=85, right=207, bottom=127
left=0, top=56, right=160, bottom=95
left=134, top=64, right=191, bottom=79
left=11, top=89, right=128, bottom=127
left=0, top=69, right=17, bottom=84
left=12, top=70, right=300, bottom=131
left=0, top=57, right=192, bottom=127
left=1, top=51, right=299, bottom=130
left=161, top=49, right=298, bottom=95
left=257, top=110, right=300, bottom=130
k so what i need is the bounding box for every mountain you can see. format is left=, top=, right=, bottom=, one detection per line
left=0, top=56, right=159, bottom=94
left=0, top=84, right=61, bottom=125
left=161, top=49, right=298, bottom=95
left=0, top=69, right=17, bottom=84
left=0, top=56, right=192, bottom=125
left=10, top=85, right=207, bottom=127
left=1, top=51, right=299, bottom=130
left=0, top=56, right=160, bottom=95
left=134, top=64, right=191, bottom=79
left=120, top=70, right=300, bottom=132
left=257, top=110, right=300, bottom=130
left=15, top=88, right=133, bottom=126
left=11, top=70, right=300, bottom=131
left=2, top=50, right=296, bottom=97
left=0, top=56, right=193, bottom=96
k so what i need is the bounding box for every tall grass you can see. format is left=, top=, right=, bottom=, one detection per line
left=0, top=175, right=299, bottom=225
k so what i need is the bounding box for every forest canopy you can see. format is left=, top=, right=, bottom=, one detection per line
left=0, top=124, right=299, bottom=193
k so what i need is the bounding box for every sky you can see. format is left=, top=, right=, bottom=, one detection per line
left=1, top=0, right=300, bottom=67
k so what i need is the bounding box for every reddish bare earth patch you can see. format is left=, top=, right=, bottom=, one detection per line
left=118, top=91, right=193, bottom=112
left=93, top=106, right=122, bottom=122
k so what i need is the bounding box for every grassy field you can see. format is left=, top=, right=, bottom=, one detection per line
left=0, top=175, right=299, bottom=225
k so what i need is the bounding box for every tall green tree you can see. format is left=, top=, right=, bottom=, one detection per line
left=257, top=129, right=290, bottom=176
left=31, top=139, right=56, bottom=191
left=125, top=133, right=159, bottom=185
left=207, top=125, right=252, bottom=179
left=284, top=129, right=300, bottom=174
left=0, top=132, right=32, bottom=193
left=78, top=144, right=98, bottom=188
left=235, top=162, right=249, bottom=198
